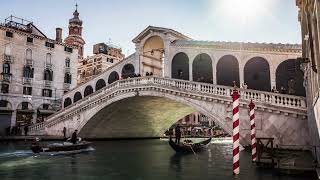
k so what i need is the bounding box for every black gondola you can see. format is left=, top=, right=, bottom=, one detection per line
left=169, top=137, right=211, bottom=153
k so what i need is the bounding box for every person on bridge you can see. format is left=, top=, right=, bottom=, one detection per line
left=63, top=127, right=67, bottom=139
left=71, top=130, right=78, bottom=144
left=175, top=125, right=181, bottom=144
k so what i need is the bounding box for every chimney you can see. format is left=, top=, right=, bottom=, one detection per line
left=55, top=28, right=62, bottom=42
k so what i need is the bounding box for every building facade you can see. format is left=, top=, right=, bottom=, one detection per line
left=77, top=43, right=125, bottom=84
left=297, top=0, right=320, bottom=162
left=0, top=15, right=78, bottom=135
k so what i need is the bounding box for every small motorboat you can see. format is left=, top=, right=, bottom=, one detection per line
left=169, top=137, right=211, bottom=154
left=31, top=140, right=92, bottom=153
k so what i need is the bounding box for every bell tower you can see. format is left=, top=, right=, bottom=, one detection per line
left=65, top=4, right=85, bottom=58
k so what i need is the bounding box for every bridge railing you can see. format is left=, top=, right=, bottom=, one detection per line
left=29, top=76, right=307, bottom=132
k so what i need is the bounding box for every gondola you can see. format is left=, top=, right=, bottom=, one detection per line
left=31, top=141, right=92, bottom=153
left=169, top=137, right=211, bottom=153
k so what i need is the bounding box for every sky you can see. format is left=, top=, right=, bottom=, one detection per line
left=0, top=0, right=301, bottom=57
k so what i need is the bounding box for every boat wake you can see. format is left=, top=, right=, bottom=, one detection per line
left=39, top=146, right=95, bottom=156
left=0, top=150, right=34, bottom=158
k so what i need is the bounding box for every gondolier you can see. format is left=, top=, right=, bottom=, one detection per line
left=175, top=125, right=181, bottom=144
left=71, top=130, right=78, bottom=144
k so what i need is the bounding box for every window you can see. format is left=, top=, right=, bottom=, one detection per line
left=64, top=73, right=72, bottom=84
left=3, top=63, right=10, bottom=74
left=23, top=86, right=32, bottom=95
left=27, top=37, right=33, bottom=43
left=21, top=102, right=28, bottom=110
left=0, top=100, right=8, bottom=107
left=44, top=69, right=53, bottom=81
left=5, top=31, right=13, bottom=38
left=65, top=58, right=70, bottom=67
left=64, top=47, right=73, bottom=53
left=45, top=42, right=55, bottom=48
left=83, top=61, right=87, bottom=65
left=23, top=66, right=33, bottom=78
left=110, top=59, right=114, bottom=63
left=42, top=89, right=52, bottom=97
left=1, top=84, right=9, bottom=93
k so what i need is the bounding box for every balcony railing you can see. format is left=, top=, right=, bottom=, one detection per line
left=3, top=54, right=14, bottom=63
left=64, top=67, right=70, bottom=73
left=44, top=80, right=52, bottom=87
left=45, top=63, right=52, bottom=70
left=23, top=77, right=33, bottom=85
left=26, top=58, right=33, bottom=66
left=0, top=73, right=11, bottom=82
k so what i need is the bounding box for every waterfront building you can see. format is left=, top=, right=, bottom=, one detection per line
left=296, top=0, right=320, bottom=161
left=0, top=15, right=78, bottom=135
left=77, top=43, right=125, bottom=84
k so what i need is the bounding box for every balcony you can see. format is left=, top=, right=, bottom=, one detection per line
left=44, top=80, right=52, bottom=88
left=25, top=58, right=33, bottom=66
left=23, top=77, right=33, bottom=85
left=45, top=63, right=52, bottom=70
left=3, top=55, right=14, bottom=63
left=63, top=83, right=70, bottom=91
left=64, top=67, right=70, bottom=73
left=0, top=73, right=11, bottom=83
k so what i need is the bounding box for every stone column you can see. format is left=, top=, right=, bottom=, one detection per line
left=163, top=39, right=171, bottom=78
left=10, top=110, right=16, bottom=127
left=32, top=112, right=37, bottom=124
left=189, top=59, right=193, bottom=81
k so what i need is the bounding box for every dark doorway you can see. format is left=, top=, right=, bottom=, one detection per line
left=244, top=57, right=271, bottom=91
left=216, top=55, right=240, bottom=87
left=192, top=53, right=213, bottom=83
left=84, top=85, right=94, bottom=97
left=122, top=64, right=135, bottom=78
left=171, top=52, right=189, bottom=80
left=95, top=79, right=106, bottom=91
left=64, top=98, right=72, bottom=108
left=108, top=71, right=119, bottom=84
left=74, top=92, right=82, bottom=103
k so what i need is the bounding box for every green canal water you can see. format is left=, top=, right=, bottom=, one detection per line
left=0, top=139, right=316, bottom=180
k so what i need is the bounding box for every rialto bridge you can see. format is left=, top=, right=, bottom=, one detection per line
left=30, top=26, right=309, bottom=148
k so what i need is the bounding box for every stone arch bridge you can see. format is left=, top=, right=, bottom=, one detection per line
left=29, top=26, right=308, bottom=148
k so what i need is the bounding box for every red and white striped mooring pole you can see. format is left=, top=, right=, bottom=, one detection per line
left=249, top=100, right=257, bottom=162
left=232, top=84, right=240, bottom=175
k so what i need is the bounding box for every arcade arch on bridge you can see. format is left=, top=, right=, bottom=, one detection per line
left=193, top=53, right=213, bottom=84
left=108, top=71, right=119, bottom=84
left=141, top=36, right=164, bottom=76
left=276, top=59, right=305, bottom=96
left=216, top=55, right=240, bottom=87
left=171, top=52, right=189, bottom=80
left=84, top=85, right=94, bottom=97
left=244, top=57, right=271, bottom=91
left=73, top=92, right=82, bottom=103
left=121, top=64, right=135, bottom=78
left=95, top=79, right=106, bottom=91
left=64, top=98, right=72, bottom=108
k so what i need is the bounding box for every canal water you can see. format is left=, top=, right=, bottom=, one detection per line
left=0, top=139, right=315, bottom=180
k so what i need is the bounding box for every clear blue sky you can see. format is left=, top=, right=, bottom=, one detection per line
left=0, top=0, right=301, bottom=56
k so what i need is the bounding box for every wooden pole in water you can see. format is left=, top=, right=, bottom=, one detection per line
left=249, top=100, right=257, bottom=162
left=232, top=82, right=240, bottom=175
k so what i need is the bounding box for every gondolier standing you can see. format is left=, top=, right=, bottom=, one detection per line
left=175, top=125, right=181, bottom=144
left=71, top=130, right=78, bottom=144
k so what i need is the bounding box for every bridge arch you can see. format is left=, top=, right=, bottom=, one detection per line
left=84, top=85, right=94, bottom=97
left=108, top=71, right=119, bottom=84
left=121, top=64, right=135, bottom=78
left=73, top=92, right=82, bottom=103
left=192, top=53, right=213, bottom=83
left=244, top=57, right=271, bottom=91
left=95, top=79, right=106, bottom=91
left=216, top=55, right=240, bottom=87
left=171, top=52, right=189, bottom=80
left=276, top=59, right=305, bottom=96
left=64, top=98, right=72, bottom=108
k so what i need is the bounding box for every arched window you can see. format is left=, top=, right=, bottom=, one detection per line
left=23, top=66, right=33, bottom=78
left=171, top=52, right=189, bottom=80
left=64, top=98, right=72, bottom=108
left=46, top=53, right=52, bottom=64
left=73, top=92, right=82, bottom=103
left=244, top=57, right=271, bottom=91
left=26, top=49, right=32, bottom=60
left=84, top=85, right=94, bottom=97
left=121, top=64, right=135, bottom=78
left=108, top=71, right=119, bottom=84
left=65, top=58, right=70, bottom=67
left=276, top=59, right=305, bottom=96
left=193, top=53, right=213, bottom=83
left=216, top=55, right=240, bottom=87
left=95, top=79, right=106, bottom=91
left=64, top=73, right=72, bottom=84
left=44, top=69, right=53, bottom=81
left=3, top=63, right=10, bottom=74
